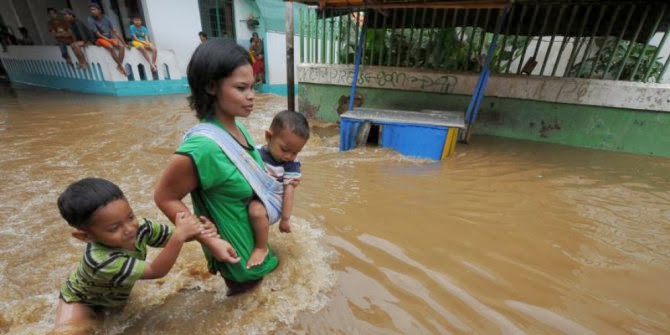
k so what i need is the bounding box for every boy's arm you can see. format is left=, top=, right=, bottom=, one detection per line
left=106, top=17, right=126, bottom=46
left=281, top=183, right=295, bottom=221
left=129, top=26, right=141, bottom=43
left=279, top=183, right=296, bottom=233
left=141, top=212, right=200, bottom=279
left=113, top=29, right=127, bottom=46
left=94, top=30, right=111, bottom=41
left=143, top=27, right=151, bottom=43
left=279, top=161, right=301, bottom=233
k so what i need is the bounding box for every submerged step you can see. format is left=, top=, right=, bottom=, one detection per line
left=340, top=108, right=465, bottom=160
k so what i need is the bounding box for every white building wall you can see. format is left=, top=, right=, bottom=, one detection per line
left=234, top=0, right=257, bottom=49
left=140, top=0, right=202, bottom=76
left=266, top=31, right=301, bottom=86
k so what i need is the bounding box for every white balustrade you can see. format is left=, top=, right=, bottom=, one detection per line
left=0, top=44, right=182, bottom=83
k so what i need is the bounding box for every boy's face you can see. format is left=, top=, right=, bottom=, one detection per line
left=132, top=18, right=142, bottom=26
left=64, top=13, right=74, bottom=21
left=89, top=6, right=101, bottom=17
left=265, top=128, right=307, bottom=163
left=74, top=198, right=139, bottom=251
left=48, top=10, right=59, bottom=19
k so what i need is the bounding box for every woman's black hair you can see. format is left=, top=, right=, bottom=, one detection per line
left=57, top=177, right=125, bottom=229
left=187, top=38, right=251, bottom=120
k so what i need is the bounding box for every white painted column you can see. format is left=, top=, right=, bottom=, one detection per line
left=140, top=0, right=201, bottom=76
left=116, top=1, right=131, bottom=39
left=266, top=31, right=301, bottom=85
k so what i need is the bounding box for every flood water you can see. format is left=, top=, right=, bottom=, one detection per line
left=1, top=83, right=669, bottom=335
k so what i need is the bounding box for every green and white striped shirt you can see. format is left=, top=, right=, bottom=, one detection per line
left=60, top=217, right=173, bottom=308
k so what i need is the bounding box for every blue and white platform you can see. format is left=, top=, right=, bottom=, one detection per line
left=340, top=108, right=465, bottom=160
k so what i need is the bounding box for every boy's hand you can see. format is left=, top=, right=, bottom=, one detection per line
left=174, top=212, right=203, bottom=242
left=198, top=216, right=219, bottom=238
left=279, top=218, right=292, bottom=233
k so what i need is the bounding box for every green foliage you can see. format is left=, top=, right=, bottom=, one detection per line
left=569, top=37, right=663, bottom=82
left=337, top=20, right=527, bottom=73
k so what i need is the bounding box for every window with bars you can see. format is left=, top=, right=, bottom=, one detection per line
left=199, top=0, right=235, bottom=39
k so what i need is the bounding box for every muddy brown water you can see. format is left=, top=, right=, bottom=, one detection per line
left=0, top=84, right=669, bottom=334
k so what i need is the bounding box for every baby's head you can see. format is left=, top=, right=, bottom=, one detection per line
left=265, top=110, right=310, bottom=163
left=58, top=178, right=139, bottom=250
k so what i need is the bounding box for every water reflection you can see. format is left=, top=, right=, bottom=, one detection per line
left=1, top=85, right=669, bottom=334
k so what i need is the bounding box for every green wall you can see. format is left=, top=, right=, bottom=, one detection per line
left=299, top=83, right=670, bottom=157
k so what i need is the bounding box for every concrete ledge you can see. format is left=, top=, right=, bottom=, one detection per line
left=298, top=64, right=670, bottom=113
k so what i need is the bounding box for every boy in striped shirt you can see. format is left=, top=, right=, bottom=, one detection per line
left=54, top=177, right=232, bottom=331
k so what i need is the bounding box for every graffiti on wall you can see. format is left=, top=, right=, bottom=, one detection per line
left=297, top=64, right=670, bottom=112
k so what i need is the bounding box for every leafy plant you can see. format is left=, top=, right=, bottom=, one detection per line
left=336, top=18, right=527, bottom=73
left=569, top=37, right=663, bottom=82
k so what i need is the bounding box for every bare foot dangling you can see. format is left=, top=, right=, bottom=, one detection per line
left=246, top=247, right=268, bottom=269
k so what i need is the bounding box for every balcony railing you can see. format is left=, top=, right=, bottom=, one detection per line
left=0, top=45, right=186, bottom=95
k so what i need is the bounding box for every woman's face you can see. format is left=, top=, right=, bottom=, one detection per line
left=214, top=64, right=255, bottom=119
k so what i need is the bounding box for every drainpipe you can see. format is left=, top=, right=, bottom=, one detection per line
left=348, top=12, right=367, bottom=112
left=462, top=4, right=510, bottom=143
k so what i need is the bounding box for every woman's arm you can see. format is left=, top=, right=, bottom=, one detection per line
left=154, top=154, right=196, bottom=221
left=154, top=154, right=240, bottom=263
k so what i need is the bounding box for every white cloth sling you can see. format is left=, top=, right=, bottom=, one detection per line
left=184, top=123, right=283, bottom=224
